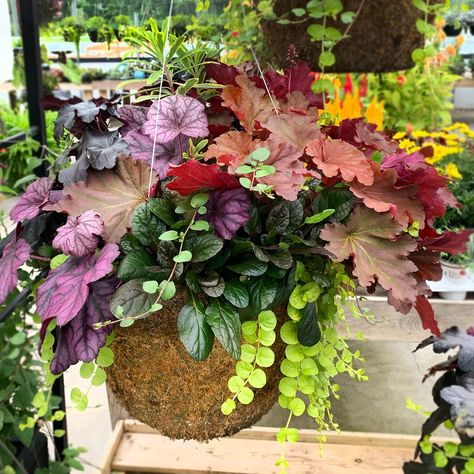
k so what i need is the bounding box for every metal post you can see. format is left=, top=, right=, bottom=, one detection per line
left=18, top=0, right=47, bottom=177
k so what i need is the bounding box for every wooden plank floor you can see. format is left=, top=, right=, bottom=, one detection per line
left=101, top=421, right=449, bottom=474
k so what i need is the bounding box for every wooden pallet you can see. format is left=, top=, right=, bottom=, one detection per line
left=99, top=420, right=452, bottom=474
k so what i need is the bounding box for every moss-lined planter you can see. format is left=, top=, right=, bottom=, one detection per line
left=262, top=0, right=428, bottom=72
left=106, top=291, right=286, bottom=441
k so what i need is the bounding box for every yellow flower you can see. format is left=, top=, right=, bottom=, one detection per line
left=393, top=132, right=406, bottom=140
left=445, top=163, right=462, bottom=179
left=399, top=138, right=417, bottom=151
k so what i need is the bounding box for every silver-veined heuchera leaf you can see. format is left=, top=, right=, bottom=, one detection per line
left=52, top=210, right=104, bottom=257
left=142, top=95, right=209, bottom=143
left=36, top=243, right=119, bottom=326
left=118, top=105, right=148, bottom=137
left=203, top=188, right=250, bottom=239
left=0, top=237, right=30, bottom=304
left=10, top=178, right=53, bottom=222
left=320, top=205, right=419, bottom=303
left=49, top=277, right=117, bottom=374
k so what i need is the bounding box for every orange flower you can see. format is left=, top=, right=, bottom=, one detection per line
left=231, top=31, right=239, bottom=37
left=436, top=18, right=446, bottom=28
left=406, top=123, right=414, bottom=134
left=456, top=35, right=465, bottom=46
left=396, top=75, right=406, bottom=85
left=446, top=45, right=456, bottom=56
left=437, top=30, right=447, bottom=42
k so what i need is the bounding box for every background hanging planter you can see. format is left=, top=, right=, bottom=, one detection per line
left=261, top=0, right=430, bottom=72
left=106, top=291, right=286, bottom=441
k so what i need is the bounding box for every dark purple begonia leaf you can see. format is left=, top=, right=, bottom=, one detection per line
left=52, top=210, right=104, bottom=257
left=142, top=95, right=209, bottom=143
left=124, top=130, right=188, bottom=179
left=0, top=237, right=30, bottom=304
left=203, top=188, right=250, bottom=239
left=49, top=277, right=117, bottom=374
left=118, top=105, right=148, bottom=137
left=36, top=243, right=119, bottom=326
left=10, top=178, right=54, bottom=222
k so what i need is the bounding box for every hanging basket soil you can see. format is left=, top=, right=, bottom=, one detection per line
left=106, top=290, right=286, bottom=441
left=261, top=0, right=429, bottom=72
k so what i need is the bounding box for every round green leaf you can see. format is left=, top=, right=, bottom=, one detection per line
left=298, top=375, right=316, bottom=395
left=236, top=361, right=253, bottom=379
left=237, top=387, right=254, bottom=405
left=241, top=344, right=257, bottom=363
left=228, top=375, right=245, bottom=393
left=258, top=329, right=276, bottom=347
left=285, top=344, right=305, bottom=363
left=96, top=346, right=114, bottom=367
left=173, top=250, right=192, bottom=263
left=256, top=347, right=275, bottom=367
left=79, top=362, right=95, bottom=379
left=300, top=358, right=318, bottom=376
left=279, top=377, right=297, bottom=397
left=319, top=51, right=336, bottom=67
left=159, top=230, right=179, bottom=241
left=242, top=320, right=258, bottom=336
left=91, top=367, right=107, bottom=386
left=258, top=310, right=277, bottom=331
left=280, top=321, right=298, bottom=345
left=289, top=397, right=306, bottom=416
left=142, top=280, right=159, bottom=294
left=221, top=398, right=236, bottom=415
left=248, top=368, right=267, bottom=389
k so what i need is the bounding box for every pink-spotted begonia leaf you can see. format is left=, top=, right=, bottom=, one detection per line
left=257, top=137, right=310, bottom=201
left=203, top=188, right=250, bottom=239
left=142, top=95, right=209, bottom=143
left=10, top=178, right=53, bottom=222
left=36, top=243, right=119, bottom=327
left=166, top=160, right=240, bottom=196
left=52, top=210, right=104, bottom=257
left=124, top=130, right=187, bottom=179
left=49, top=277, right=117, bottom=374
left=118, top=105, right=148, bottom=136
left=0, top=237, right=30, bottom=304
left=306, top=138, right=374, bottom=186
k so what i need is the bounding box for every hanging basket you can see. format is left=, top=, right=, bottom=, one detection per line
left=261, top=0, right=429, bottom=73
left=106, top=290, right=286, bottom=441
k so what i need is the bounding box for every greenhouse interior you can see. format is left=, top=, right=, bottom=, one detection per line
left=0, top=0, right=474, bottom=473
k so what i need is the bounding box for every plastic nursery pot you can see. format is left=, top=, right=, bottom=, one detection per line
left=106, top=289, right=286, bottom=441
left=443, top=25, right=463, bottom=36
left=261, top=0, right=429, bottom=72
left=87, top=30, right=99, bottom=42
left=441, top=260, right=471, bottom=282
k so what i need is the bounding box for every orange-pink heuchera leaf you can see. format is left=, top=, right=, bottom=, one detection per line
left=320, top=205, right=419, bottom=303
left=306, top=138, right=374, bottom=185
left=221, top=74, right=276, bottom=132
left=257, top=137, right=309, bottom=202
left=49, top=156, right=153, bottom=243
left=204, top=131, right=260, bottom=172
left=262, top=113, right=321, bottom=151
left=349, top=163, right=425, bottom=229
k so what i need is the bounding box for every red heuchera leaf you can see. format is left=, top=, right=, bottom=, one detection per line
left=262, top=113, right=321, bottom=151
left=49, top=156, right=153, bottom=243
left=409, top=250, right=442, bottom=282
left=257, top=137, right=309, bottom=201
left=124, top=130, right=187, bottom=179
left=306, top=138, right=374, bottom=185
left=280, top=91, right=319, bottom=121
left=10, top=178, right=54, bottom=222
left=415, top=296, right=440, bottom=337
left=221, top=74, right=275, bottom=132
left=324, top=118, right=398, bottom=155
left=253, top=62, right=323, bottom=108
left=205, top=62, right=239, bottom=86
left=118, top=105, right=148, bottom=136
left=49, top=278, right=117, bottom=374
left=350, top=163, right=425, bottom=228
left=203, top=188, right=250, bottom=239
left=420, top=227, right=472, bottom=255
left=204, top=131, right=260, bottom=171
left=166, top=160, right=240, bottom=196
left=0, top=237, right=30, bottom=304
left=382, top=151, right=457, bottom=223
left=52, top=211, right=104, bottom=257
left=320, top=206, right=419, bottom=303
left=142, top=95, right=209, bottom=143
left=36, top=243, right=119, bottom=326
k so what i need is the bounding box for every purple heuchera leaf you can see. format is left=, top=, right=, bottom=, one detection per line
left=52, top=210, right=104, bottom=257
left=118, top=105, right=148, bottom=137
left=142, top=95, right=209, bottom=143
left=203, top=188, right=250, bottom=239
left=10, top=178, right=59, bottom=222
left=0, top=237, right=30, bottom=304
left=36, top=243, right=119, bottom=326
left=49, top=277, right=117, bottom=374
left=124, top=130, right=188, bottom=179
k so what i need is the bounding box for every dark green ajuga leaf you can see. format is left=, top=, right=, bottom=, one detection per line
left=206, top=247, right=231, bottom=271
left=297, top=302, right=321, bottom=346
left=249, top=276, right=278, bottom=313
left=148, top=198, right=177, bottom=226
left=252, top=243, right=270, bottom=262
left=228, top=259, right=268, bottom=276
left=190, top=234, right=224, bottom=262
left=286, top=199, right=305, bottom=232
left=185, top=270, right=201, bottom=293
left=132, top=203, right=166, bottom=248
left=117, top=247, right=158, bottom=282
left=205, top=299, right=241, bottom=360
left=110, top=279, right=156, bottom=318
left=120, top=234, right=143, bottom=254
left=244, top=205, right=263, bottom=234
left=178, top=297, right=214, bottom=361
left=268, top=249, right=293, bottom=269
left=313, top=188, right=355, bottom=223
left=266, top=202, right=290, bottom=235
left=223, top=280, right=250, bottom=308
left=198, top=272, right=225, bottom=297
left=267, top=263, right=288, bottom=279
left=156, top=240, right=178, bottom=269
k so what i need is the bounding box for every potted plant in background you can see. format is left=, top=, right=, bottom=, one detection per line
left=59, top=16, right=84, bottom=62
left=461, top=9, right=474, bottom=35
left=113, top=14, right=131, bottom=41
left=444, top=12, right=463, bottom=36
left=85, top=16, right=106, bottom=43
